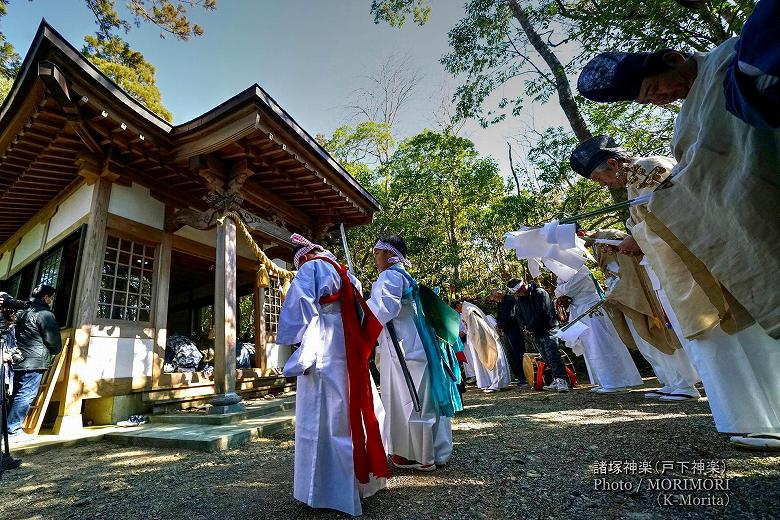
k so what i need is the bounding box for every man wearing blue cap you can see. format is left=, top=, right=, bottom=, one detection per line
left=568, top=135, right=780, bottom=450
left=577, top=36, right=780, bottom=345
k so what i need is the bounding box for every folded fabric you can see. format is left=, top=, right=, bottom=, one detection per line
left=555, top=320, right=590, bottom=345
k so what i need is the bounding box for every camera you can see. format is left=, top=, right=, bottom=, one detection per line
left=0, top=292, right=27, bottom=313
left=0, top=292, right=25, bottom=365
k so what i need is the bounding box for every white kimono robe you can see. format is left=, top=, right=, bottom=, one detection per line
left=644, top=261, right=780, bottom=433
left=555, top=267, right=643, bottom=390
left=459, top=303, right=511, bottom=391
left=368, top=267, right=452, bottom=466
left=648, top=37, right=780, bottom=339
left=609, top=259, right=700, bottom=394
left=279, top=257, right=385, bottom=516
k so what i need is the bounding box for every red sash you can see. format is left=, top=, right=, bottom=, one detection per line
left=313, top=256, right=389, bottom=483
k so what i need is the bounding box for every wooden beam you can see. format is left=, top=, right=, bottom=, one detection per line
left=106, top=213, right=166, bottom=243
left=0, top=176, right=85, bottom=255
left=241, top=185, right=311, bottom=229
left=172, top=110, right=260, bottom=161
left=235, top=207, right=293, bottom=245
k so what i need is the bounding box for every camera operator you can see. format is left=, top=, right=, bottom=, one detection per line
left=1, top=291, right=26, bottom=363
left=6, top=284, right=61, bottom=440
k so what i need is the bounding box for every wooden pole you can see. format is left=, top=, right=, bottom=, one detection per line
left=54, top=175, right=111, bottom=434
left=253, top=281, right=267, bottom=372
left=151, top=234, right=172, bottom=390
left=210, top=215, right=244, bottom=414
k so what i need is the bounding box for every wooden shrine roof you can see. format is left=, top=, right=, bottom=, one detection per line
left=0, top=22, right=380, bottom=247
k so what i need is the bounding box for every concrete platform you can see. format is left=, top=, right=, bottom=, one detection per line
left=7, top=396, right=297, bottom=457
left=104, top=408, right=295, bottom=452
left=150, top=395, right=296, bottom=426
left=8, top=425, right=126, bottom=457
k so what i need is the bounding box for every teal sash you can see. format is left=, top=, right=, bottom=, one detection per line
left=390, top=265, right=463, bottom=417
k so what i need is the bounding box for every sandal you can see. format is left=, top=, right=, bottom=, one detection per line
left=730, top=433, right=780, bottom=451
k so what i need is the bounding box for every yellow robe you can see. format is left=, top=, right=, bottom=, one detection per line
left=624, top=157, right=749, bottom=339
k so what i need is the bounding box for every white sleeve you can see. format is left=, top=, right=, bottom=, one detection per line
left=367, top=269, right=406, bottom=325
left=277, top=260, right=339, bottom=376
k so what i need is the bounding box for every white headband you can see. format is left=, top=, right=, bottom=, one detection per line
left=374, top=240, right=411, bottom=267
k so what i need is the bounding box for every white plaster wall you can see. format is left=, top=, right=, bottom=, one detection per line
left=272, top=258, right=290, bottom=269
left=85, top=337, right=154, bottom=379
left=174, top=225, right=256, bottom=260
left=0, top=251, right=10, bottom=278
left=11, top=223, right=46, bottom=270
left=108, top=183, right=165, bottom=230
left=46, top=183, right=93, bottom=244
left=266, top=342, right=292, bottom=370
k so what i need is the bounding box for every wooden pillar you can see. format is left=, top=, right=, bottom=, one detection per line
left=54, top=175, right=111, bottom=433
left=151, top=234, right=172, bottom=390
left=210, top=215, right=244, bottom=413
left=253, top=283, right=267, bottom=372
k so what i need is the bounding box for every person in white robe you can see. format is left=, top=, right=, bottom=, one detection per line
left=578, top=42, right=780, bottom=450
left=459, top=315, right=477, bottom=382
left=554, top=266, right=643, bottom=393
left=367, top=234, right=453, bottom=470
left=278, top=236, right=386, bottom=516
left=456, top=301, right=512, bottom=393
left=568, top=135, right=780, bottom=446
left=592, top=235, right=700, bottom=400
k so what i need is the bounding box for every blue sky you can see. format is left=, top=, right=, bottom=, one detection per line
left=4, top=0, right=568, bottom=177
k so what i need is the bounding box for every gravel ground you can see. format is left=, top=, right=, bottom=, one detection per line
left=2, top=380, right=779, bottom=520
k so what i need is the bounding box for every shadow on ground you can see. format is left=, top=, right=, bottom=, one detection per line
left=2, top=379, right=778, bottom=520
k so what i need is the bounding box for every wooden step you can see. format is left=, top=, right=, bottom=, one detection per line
left=23, top=339, right=70, bottom=435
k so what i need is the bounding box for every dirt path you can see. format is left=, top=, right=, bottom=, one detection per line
left=2, top=381, right=778, bottom=520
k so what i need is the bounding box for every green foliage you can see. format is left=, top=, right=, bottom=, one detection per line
left=552, top=0, right=753, bottom=55
left=582, top=101, right=678, bottom=157
left=0, top=73, right=11, bottom=104
left=325, top=126, right=511, bottom=298
left=0, top=0, right=20, bottom=79
left=82, top=34, right=173, bottom=121
left=318, top=121, right=395, bottom=166
left=85, top=0, right=216, bottom=40
left=238, top=294, right=254, bottom=339
left=0, top=1, right=216, bottom=118
left=370, top=0, right=431, bottom=27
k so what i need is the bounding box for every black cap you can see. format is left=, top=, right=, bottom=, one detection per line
left=577, top=50, right=676, bottom=102
left=569, top=135, right=625, bottom=178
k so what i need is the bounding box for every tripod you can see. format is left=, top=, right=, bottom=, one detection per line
left=1, top=341, right=22, bottom=479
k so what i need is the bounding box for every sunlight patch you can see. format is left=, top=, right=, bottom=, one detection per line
left=521, top=408, right=693, bottom=425
left=388, top=477, right=487, bottom=489
left=99, top=449, right=156, bottom=460
left=462, top=403, right=497, bottom=410
left=453, top=420, right=499, bottom=431
left=109, top=453, right=187, bottom=467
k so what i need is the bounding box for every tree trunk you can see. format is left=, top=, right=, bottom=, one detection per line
left=508, top=1, right=628, bottom=214
left=509, top=0, right=592, bottom=143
